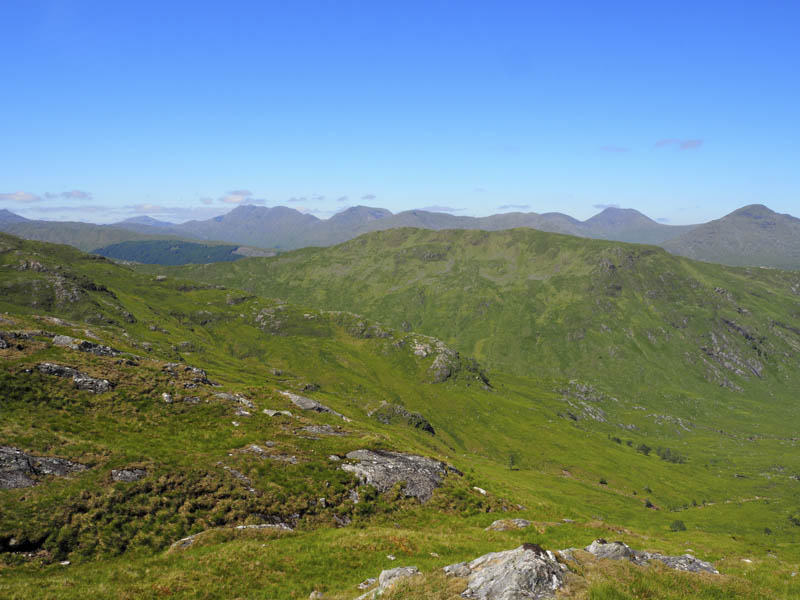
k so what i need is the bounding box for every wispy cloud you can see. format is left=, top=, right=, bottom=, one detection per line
left=361, top=194, right=376, bottom=201
left=656, top=217, right=670, bottom=223
left=474, top=187, right=487, bottom=193
left=219, top=189, right=260, bottom=204
left=28, top=204, right=109, bottom=214
left=498, top=204, right=530, bottom=210
left=593, top=203, right=620, bottom=210
left=336, top=195, right=349, bottom=202
left=200, top=197, right=213, bottom=205
left=0, top=191, right=43, bottom=203
left=601, top=145, right=630, bottom=153
left=45, top=190, right=92, bottom=200
left=654, top=138, right=703, bottom=150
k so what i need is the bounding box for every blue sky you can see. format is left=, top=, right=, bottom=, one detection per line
left=1, top=0, right=798, bottom=224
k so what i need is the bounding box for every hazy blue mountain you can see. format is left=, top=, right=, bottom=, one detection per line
left=663, top=204, right=800, bottom=269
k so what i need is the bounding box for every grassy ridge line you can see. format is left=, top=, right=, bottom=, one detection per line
left=150, top=227, right=800, bottom=429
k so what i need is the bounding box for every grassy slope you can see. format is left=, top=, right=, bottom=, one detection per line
left=0, top=221, right=194, bottom=253
left=1, top=232, right=799, bottom=598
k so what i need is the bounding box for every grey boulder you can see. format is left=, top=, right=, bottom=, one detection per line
left=341, top=449, right=461, bottom=503
left=444, top=543, right=565, bottom=600
left=0, top=446, right=87, bottom=489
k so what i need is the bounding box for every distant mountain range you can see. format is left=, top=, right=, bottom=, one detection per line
left=1, top=203, right=798, bottom=270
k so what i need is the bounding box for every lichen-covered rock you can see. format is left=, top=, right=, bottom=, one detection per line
left=279, top=391, right=350, bottom=421
left=486, top=518, right=531, bottom=532
left=37, top=362, right=113, bottom=393
left=563, top=539, right=718, bottom=574
left=0, top=446, right=87, bottom=489
left=111, top=468, right=147, bottom=482
left=341, top=449, right=460, bottom=503
left=443, top=543, right=565, bottom=599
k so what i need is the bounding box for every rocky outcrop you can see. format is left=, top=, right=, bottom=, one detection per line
left=411, top=337, right=490, bottom=386
left=355, top=566, right=421, bottom=599
left=279, top=391, right=350, bottom=421
left=111, top=468, right=147, bottom=482
left=562, top=539, right=718, bottom=574
left=37, top=362, right=113, bottom=393
left=53, top=335, right=120, bottom=357
left=164, top=362, right=212, bottom=385
left=486, top=518, right=531, bottom=532
left=0, top=446, right=87, bottom=489
left=341, top=449, right=460, bottom=503
left=443, top=543, right=565, bottom=599
left=368, top=402, right=435, bottom=435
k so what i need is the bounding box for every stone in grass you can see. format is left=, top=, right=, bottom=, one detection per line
left=355, top=566, right=421, bottom=600
left=486, top=518, right=532, bottom=532
left=443, top=543, right=565, bottom=600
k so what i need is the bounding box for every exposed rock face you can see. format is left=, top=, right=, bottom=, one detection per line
left=111, top=468, right=147, bottom=482
left=369, top=402, right=435, bottom=435
left=279, top=391, right=350, bottom=421
left=563, top=539, right=718, bottom=574
left=356, top=566, right=421, bottom=599
left=0, top=446, right=87, bottom=489
left=486, top=518, right=531, bottom=532
left=37, top=362, right=113, bottom=393
left=443, top=543, right=565, bottom=599
left=341, top=449, right=460, bottom=503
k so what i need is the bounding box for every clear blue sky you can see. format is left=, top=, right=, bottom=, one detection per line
left=1, top=0, right=798, bottom=224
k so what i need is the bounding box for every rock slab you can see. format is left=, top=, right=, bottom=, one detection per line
left=341, top=449, right=460, bottom=503
left=0, top=446, right=87, bottom=489
left=444, top=543, right=565, bottom=600
left=563, top=539, right=718, bottom=574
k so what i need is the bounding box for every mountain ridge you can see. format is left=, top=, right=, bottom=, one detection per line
left=1, top=203, right=798, bottom=269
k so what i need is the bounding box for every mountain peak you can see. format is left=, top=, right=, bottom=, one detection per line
left=117, top=215, right=174, bottom=227
left=0, top=209, right=29, bottom=224
left=728, top=204, right=777, bottom=219
left=584, top=207, right=655, bottom=227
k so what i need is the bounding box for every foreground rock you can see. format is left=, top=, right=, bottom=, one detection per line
left=356, top=566, right=421, bottom=599
left=37, top=362, right=113, bottom=393
left=444, top=543, right=565, bottom=599
left=279, top=391, right=350, bottom=421
left=0, top=446, right=87, bottom=489
left=341, top=449, right=460, bottom=503
left=562, top=539, right=718, bottom=574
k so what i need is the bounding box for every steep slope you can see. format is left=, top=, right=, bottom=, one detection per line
left=663, top=204, right=800, bottom=270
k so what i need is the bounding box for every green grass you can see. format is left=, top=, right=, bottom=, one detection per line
left=1, top=231, right=800, bottom=598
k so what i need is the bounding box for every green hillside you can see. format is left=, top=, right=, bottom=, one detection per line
left=0, top=220, right=192, bottom=252
left=2, top=231, right=800, bottom=599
